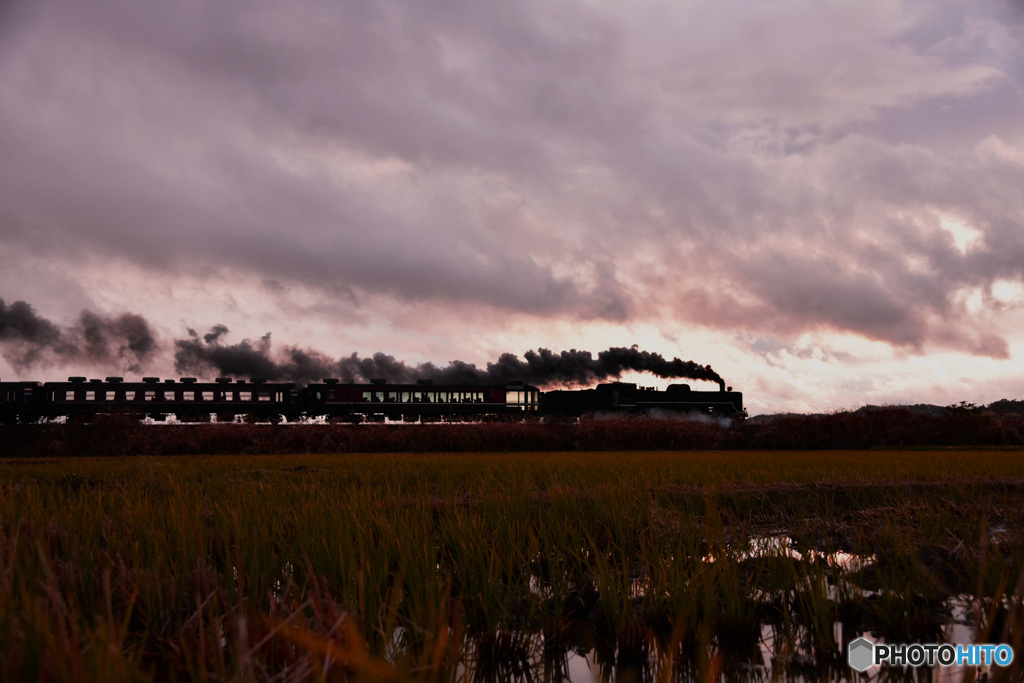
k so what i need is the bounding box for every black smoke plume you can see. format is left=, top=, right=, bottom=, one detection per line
left=175, top=325, right=726, bottom=389
left=0, top=298, right=159, bottom=373
left=3, top=302, right=727, bottom=388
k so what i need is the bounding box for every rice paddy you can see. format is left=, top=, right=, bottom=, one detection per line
left=2, top=450, right=1023, bottom=681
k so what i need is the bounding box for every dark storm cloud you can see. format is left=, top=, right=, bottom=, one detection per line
left=0, top=0, right=632, bottom=320
left=0, top=299, right=159, bottom=372
left=0, top=0, right=1022, bottom=357
left=175, top=325, right=725, bottom=388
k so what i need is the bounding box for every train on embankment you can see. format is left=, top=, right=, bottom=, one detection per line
left=0, top=376, right=743, bottom=423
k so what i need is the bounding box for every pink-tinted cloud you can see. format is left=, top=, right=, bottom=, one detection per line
left=1, top=0, right=1023, bottom=409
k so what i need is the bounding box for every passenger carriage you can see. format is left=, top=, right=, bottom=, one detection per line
left=304, top=379, right=540, bottom=422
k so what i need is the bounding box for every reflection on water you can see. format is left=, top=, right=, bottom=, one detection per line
left=446, top=607, right=997, bottom=682
left=430, top=536, right=1016, bottom=682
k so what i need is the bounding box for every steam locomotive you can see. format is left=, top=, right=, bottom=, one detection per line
left=0, top=376, right=743, bottom=423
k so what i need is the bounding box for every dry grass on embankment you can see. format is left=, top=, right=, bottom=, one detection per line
left=3, top=403, right=1024, bottom=457
left=2, top=450, right=1024, bottom=681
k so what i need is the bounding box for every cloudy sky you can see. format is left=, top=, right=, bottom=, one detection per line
left=1, top=0, right=1023, bottom=414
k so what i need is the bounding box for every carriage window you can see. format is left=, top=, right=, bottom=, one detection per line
left=182, top=391, right=194, bottom=401
left=258, top=392, right=272, bottom=402
left=66, top=391, right=76, bottom=401
left=223, top=392, right=233, bottom=402
left=106, top=391, right=117, bottom=401
left=506, top=390, right=527, bottom=409
left=387, top=391, right=397, bottom=402
left=203, top=391, right=214, bottom=401
left=124, top=390, right=136, bottom=400
left=85, top=391, right=96, bottom=401
left=145, top=391, right=156, bottom=401
left=239, top=391, right=252, bottom=401
left=326, top=390, right=334, bottom=400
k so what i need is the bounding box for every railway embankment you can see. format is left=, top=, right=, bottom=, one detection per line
left=3, top=403, right=1024, bottom=456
